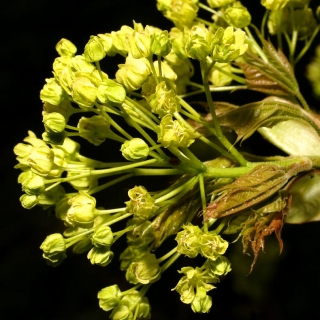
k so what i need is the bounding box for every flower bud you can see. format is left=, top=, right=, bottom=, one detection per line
left=110, top=292, right=151, bottom=320
left=209, top=62, right=232, bottom=86
left=97, top=79, right=126, bottom=105
left=151, top=30, right=172, bottom=56
left=175, top=224, right=202, bottom=257
left=121, top=138, right=149, bottom=161
left=55, top=196, right=71, bottom=221
left=42, top=131, right=66, bottom=145
left=43, top=112, right=66, bottom=134
left=72, top=236, right=93, bottom=254
left=37, top=185, right=65, bottom=208
left=69, top=55, right=96, bottom=74
left=207, top=0, right=236, bottom=8
left=40, top=233, right=67, bottom=267
left=28, top=145, right=55, bottom=176
left=116, top=55, right=151, bottom=91
left=40, top=78, right=66, bottom=106
left=126, top=30, right=152, bottom=59
left=84, top=36, right=106, bottom=62
left=71, top=73, right=99, bottom=108
left=199, top=232, right=228, bottom=260
left=20, top=194, right=38, bottom=209
left=92, top=225, right=114, bottom=248
left=212, top=26, right=248, bottom=62
left=20, top=170, right=45, bottom=195
left=53, top=137, right=80, bottom=160
left=203, top=255, right=232, bottom=277
left=261, top=0, right=289, bottom=10
left=224, top=2, right=251, bottom=28
left=126, top=186, right=158, bottom=220
left=111, top=25, right=135, bottom=56
left=56, top=38, right=77, bottom=57
left=67, top=193, right=96, bottom=227
left=77, top=115, right=111, bottom=146
left=87, top=247, right=114, bottom=266
left=66, top=169, right=98, bottom=191
left=98, top=33, right=117, bottom=56
left=126, top=253, right=161, bottom=284
left=98, top=285, right=121, bottom=312
left=185, top=24, right=215, bottom=60
left=170, top=27, right=189, bottom=59
left=148, top=81, right=180, bottom=117
left=162, top=0, right=199, bottom=28
left=120, top=245, right=150, bottom=271
left=158, top=114, right=196, bottom=148
left=191, top=288, right=212, bottom=313
left=43, top=100, right=75, bottom=122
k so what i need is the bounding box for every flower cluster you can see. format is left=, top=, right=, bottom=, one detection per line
left=13, top=0, right=320, bottom=318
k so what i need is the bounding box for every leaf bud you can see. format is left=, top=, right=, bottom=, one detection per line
left=87, top=247, right=114, bottom=267
left=126, top=186, right=158, bottom=220
left=148, top=81, right=180, bottom=117
left=120, top=138, right=149, bottom=161
left=84, top=36, right=106, bottom=62
left=66, top=192, right=96, bottom=227
left=151, top=30, right=172, bottom=56
left=97, top=79, right=126, bottom=105
left=224, top=2, right=251, bottom=28
left=126, top=253, right=161, bottom=284
left=56, top=38, right=77, bottom=57
left=97, top=285, right=121, bottom=312
left=92, top=225, right=113, bottom=248
left=40, top=78, right=66, bottom=106
left=116, top=55, right=151, bottom=91
left=158, top=114, right=196, bottom=148
left=40, top=233, right=67, bottom=267
left=43, top=112, right=66, bottom=134
left=77, top=115, right=111, bottom=146
left=206, top=0, right=236, bottom=8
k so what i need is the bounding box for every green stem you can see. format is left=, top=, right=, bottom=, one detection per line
left=212, top=64, right=246, bottom=84
left=155, top=175, right=199, bottom=204
left=96, top=207, right=127, bottom=215
left=88, top=174, right=133, bottom=195
left=200, top=60, right=247, bottom=166
left=157, top=247, right=177, bottom=264
left=199, top=174, right=208, bottom=233
left=95, top=61, right=104, bottom=80
left=148, top=56, right=159, bottom=85
left=160, top=252, right=181, bottom=273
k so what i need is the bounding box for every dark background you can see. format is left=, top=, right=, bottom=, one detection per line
left=1, top=1, right=320, bottom=319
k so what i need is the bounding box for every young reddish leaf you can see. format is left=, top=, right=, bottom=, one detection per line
left=217, top=97, right=320, bottom=143
left=205, top=158, right=312, bottom=221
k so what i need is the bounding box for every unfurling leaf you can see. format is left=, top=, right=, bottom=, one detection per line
left=205, top=158, right=312, bottom=220
left=218, top=97, right=320, bottom=143
left=224, top=192, right=291, bottom=272
left=238, top=39, right=299, bottom=96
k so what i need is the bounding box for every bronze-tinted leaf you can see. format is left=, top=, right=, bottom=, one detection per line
left=237, top=39, right=299, bottom=96
left=218, top=97, right=320, bottom=143
left=205, top=159, right=311, bottom=220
